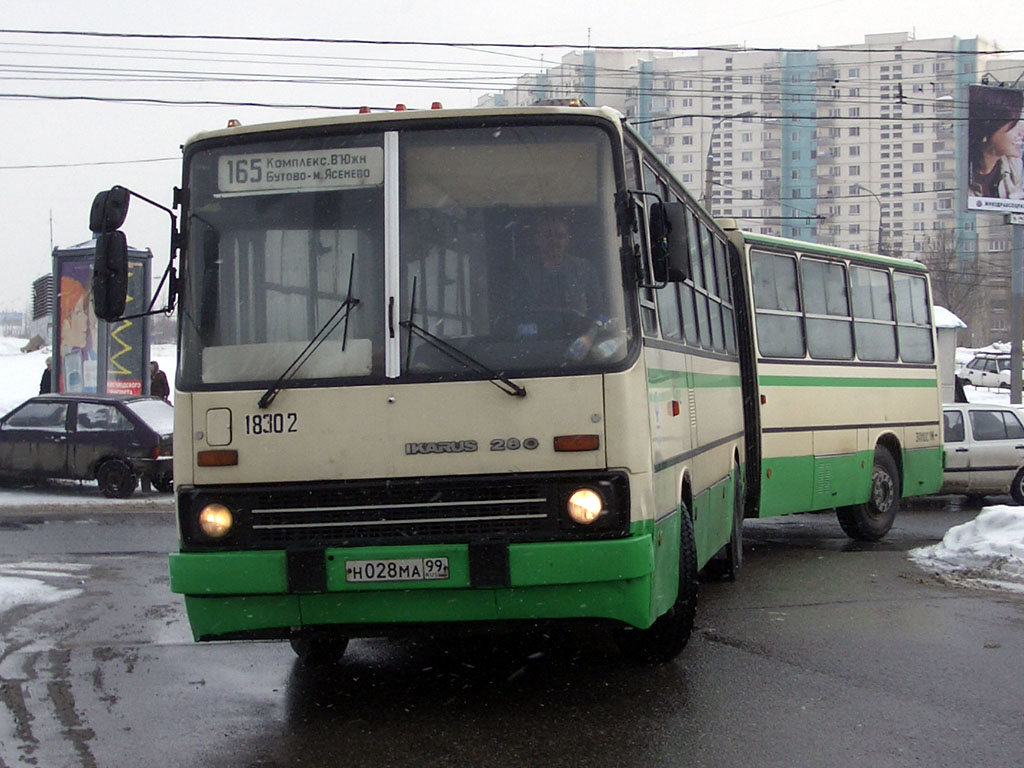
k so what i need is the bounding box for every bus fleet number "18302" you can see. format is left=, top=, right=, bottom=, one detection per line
left=244, top=413, right=298, bottom=435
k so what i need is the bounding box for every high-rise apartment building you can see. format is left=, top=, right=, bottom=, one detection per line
left=480, top=33, right=1024, bottom=345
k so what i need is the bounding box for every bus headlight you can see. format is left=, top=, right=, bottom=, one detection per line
left=198, top=503, right=234, bottom=539
left=567, top=488, right=606, bottom=525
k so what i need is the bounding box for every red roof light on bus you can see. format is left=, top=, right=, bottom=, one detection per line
left=431, top=101, right=443, bottom=110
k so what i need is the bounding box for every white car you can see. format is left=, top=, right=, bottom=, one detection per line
left=941, top=403, right=1024, bottom=503
left=956, top=353, right=1013, bottom=389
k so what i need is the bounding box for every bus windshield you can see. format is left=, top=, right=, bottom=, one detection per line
left=178, top=121, right=632, bottom=390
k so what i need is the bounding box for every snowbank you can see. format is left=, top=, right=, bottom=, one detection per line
left=910, top=506, right=1024, bottom=593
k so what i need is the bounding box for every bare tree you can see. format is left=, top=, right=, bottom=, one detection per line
left=916, top=229, right=996, bottom=333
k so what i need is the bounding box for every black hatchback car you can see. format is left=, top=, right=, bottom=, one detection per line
left=0, top=394, right=173, bottom=498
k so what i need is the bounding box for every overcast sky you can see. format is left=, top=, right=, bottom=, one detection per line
left=3, top=0, right=1024, bottom=311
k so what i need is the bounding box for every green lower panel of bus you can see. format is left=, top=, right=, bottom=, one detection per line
left=170, top=530, right=669, bottom=641
left=759, top=446, right=944, bottom=518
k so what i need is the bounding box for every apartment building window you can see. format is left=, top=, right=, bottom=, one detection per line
left=932, top=161, right=945, bottom=172
left=742, top=132, right=752, bottom=142
left=761, top=169, right=773, bottom=179
left=913, top=162, right=924, bottom=173
left=742, top=170, right=753, bottom=180
left=913, top=182, right=925, bottom=192
left=912, top=143, right=924, bottom=153
left=849, top=204, right=860, bottom=215
left=849, top=224, right=861, bottom=234
left=849, top=165, right=861, bottom=176
left=849, top=68, right=860, bottom=77
left=741, top=75, right=752, bottom=85
left=681, top=153, right=693, bottom=164
left=849, top=146, right=861, bottom=157
left=913, top=202, right=925, bottom=212
left=912, top=123, right=925, bottom=133
left=682, top=135, right=694, bottom=145
left=849, top=107, right=861, bottom=117
left=742, top=151, right=753, bottom=161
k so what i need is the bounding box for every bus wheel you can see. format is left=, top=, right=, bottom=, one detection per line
left=615, top=509, right=698, bottom=663
left=704, top=468, right=744, bottom=581
left=290, top=629, right=349, bottom=665
left=836, top=448, right=900, bottom=541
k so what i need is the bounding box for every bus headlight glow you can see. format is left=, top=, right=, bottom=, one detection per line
left=198, top=503, right=234, bottom=539
left=567, top=488, right=606, bottom=525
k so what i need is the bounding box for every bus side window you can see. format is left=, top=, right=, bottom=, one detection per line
left=850, top=266, right=897, bottom=362
left=801, top=258, right=853, bottom=360
left=893, top=272, right=934, bottom=364
left=714, top=238, right=737, bottom=354
left=679, top=209, right=701, bottom=347
left=750, top=250, right=805, bottom=358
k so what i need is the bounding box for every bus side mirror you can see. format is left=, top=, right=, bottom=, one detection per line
left=89, top=186, right=130, bottom=233
left=649, top=201, right=690, bottom=283
left=93, top=230, right=129, bottom=321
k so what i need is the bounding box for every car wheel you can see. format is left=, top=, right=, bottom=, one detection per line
left=1011, top=468, right=1024, bottom=506
left=836, top=447, right=900, bottom=541
left=97, top=459, right=137, bottom=499
left=615, top=506, right=698, bottom=663
left=290, top=629, right=349, bottom=665
left=152, top=474, right=174, bottom=493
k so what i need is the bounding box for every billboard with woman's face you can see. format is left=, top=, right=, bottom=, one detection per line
left=968, top=85, right=1024, bottom=213
left=58, top=259, right=99, bottom=392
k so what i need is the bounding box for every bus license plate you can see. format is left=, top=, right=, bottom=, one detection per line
left=345, top=557, right=449, bottom=583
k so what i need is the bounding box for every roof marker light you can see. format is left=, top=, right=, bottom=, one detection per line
left=395, top=103, right=407, bottom=111
left=431, top=101, right=443, bottom=110
left=358, top=106, right=371, bottom=114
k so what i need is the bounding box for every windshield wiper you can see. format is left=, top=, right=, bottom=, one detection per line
left=400, top=319, right=526, bottom=398
left=258, top=256, right=360, bottom=409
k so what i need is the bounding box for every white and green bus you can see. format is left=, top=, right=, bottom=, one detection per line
left=88, top=104, right=938, bottom=663
left=723, top=225, right=944, bottom=540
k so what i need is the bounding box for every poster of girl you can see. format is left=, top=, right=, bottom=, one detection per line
left=59, top=262, right=98, bottom=392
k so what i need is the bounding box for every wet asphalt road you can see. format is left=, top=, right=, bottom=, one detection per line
left=0, top=494, right=1022, bottom=768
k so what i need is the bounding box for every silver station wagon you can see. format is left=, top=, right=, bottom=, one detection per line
left=941, top=403, right=1024, bottom=503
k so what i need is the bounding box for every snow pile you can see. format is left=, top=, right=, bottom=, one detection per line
left=910, top=506, right=1024, bottom=593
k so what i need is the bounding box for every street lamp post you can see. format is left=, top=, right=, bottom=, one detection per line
left=856, top=184, right=884, bottom=253
left=704, top=111, right=756, bottom=212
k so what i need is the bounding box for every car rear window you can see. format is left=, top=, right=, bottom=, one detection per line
left=126, top=399, right=175, bottom=434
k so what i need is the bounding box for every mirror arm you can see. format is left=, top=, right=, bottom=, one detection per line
left=113, top=186, right=181, bottom=316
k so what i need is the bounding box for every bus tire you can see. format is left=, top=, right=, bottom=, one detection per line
left=290, top=629, right=349, bottom=665
left=703, top=467, right=744, bottom=581
left=836, top=447, right=900, bottom=541
left=615, top=508, right=698, bottom=663
left=1010, top=468, right=1024, bottom=505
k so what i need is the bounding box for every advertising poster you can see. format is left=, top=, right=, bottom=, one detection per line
left=967, top=85, right=1024, bottom=213
left=57, top=258, right=98, bottom=393
left=104, top=256, right=148, bottom=394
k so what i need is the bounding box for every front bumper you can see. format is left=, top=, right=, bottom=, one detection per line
left=169, top=533, right=657, bottom=640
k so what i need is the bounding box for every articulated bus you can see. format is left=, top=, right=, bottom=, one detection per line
left=89, top=104, right=939, bottom=663
left=722, top=225, right=944, bottom=541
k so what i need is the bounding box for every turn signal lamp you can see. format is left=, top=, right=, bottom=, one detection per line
left=198, top=504, right=233, bottom=539
left=197, top=449, right=238, bottom=467
left=567, top=488, right=605, bottom=525
left=553, top=434, right=600, bottom=452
